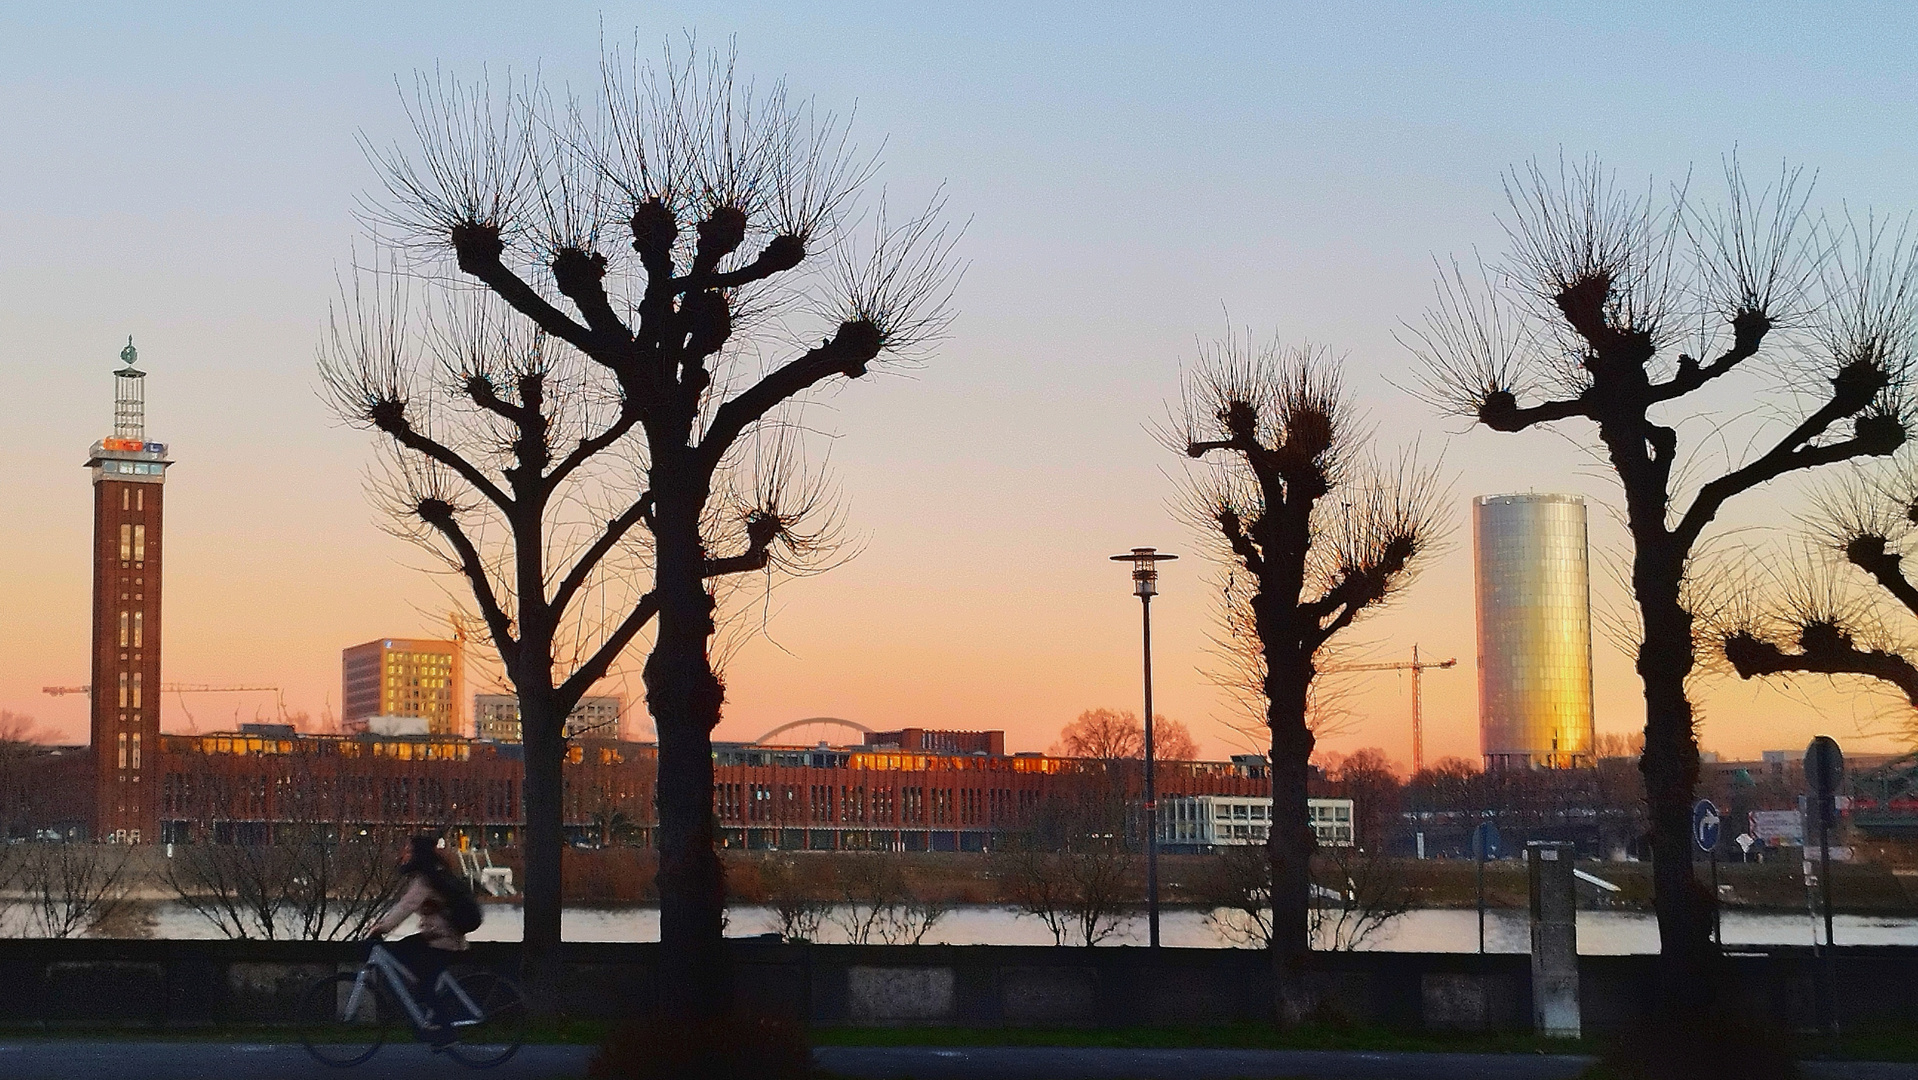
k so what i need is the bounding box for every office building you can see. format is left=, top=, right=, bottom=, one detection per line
left=1473, top=494, right=1596, bottom=769
left=342, top=639, right=462, bottom=736
left=1157, top=795, right=1355, bottom=852
left=473, top=693, right=624, bottom=742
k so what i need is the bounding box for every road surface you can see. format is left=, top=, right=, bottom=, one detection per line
left=1, top=1041, right=1912, bottom=1079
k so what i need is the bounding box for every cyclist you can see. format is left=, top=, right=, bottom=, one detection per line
left=369, top=835, right=483, bottom=1036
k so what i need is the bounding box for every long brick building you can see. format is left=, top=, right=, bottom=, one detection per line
left=123, top=724, right=1266, bottom=853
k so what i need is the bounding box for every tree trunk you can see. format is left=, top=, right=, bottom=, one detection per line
left=519, top=698, right=567, bottom=1013
left=646, top=495, right=731, bottom=1020
left=1267, top=666, right=1316, bottom=1025
left=1635, top=567, right=1716, bottom=1018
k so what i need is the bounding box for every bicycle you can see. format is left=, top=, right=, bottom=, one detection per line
left=294, top=938, right=528, bottom=1069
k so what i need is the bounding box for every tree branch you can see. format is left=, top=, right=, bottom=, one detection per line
left=1846, top=535, right=1918, bottom=619
left=545, top=407, right=642, bottom=492
left=550, top=494, right=653, bottom=617
left=1724, top=625, right=1918, bottom=709
left=556, top=592, right=660, bottom=707
left=674, top=235, right=806, bottom=294
left=1218, top=508, right=1264, bottom=576
left=1676, top=374, right=1899, bottom=552
left=698, top=321, right=883, bottom=472
left=452, top=226, right=598, bottom=356
left=1648, top=311, right=1770, bottom=403
left=374, top=407, right=514, bottom=514
left=1477, top=390, right=1591, bottom=433
left=702, top=512, right=783, bottom=578
left=418, top=501, right=518, bottom=671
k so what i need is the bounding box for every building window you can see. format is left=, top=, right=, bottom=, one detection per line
left=133, top=611, right=143, bottom=648
left=131, top=733, right=141, bottom=770
left=118, top=672, right=129, bottom=708
left=117, top=732, right=128, bottom=770
left=121, top=488, right=130, bottom=511
left=132, top=672, right=142, bottom=708
left=134, top=524, right=146, bottom=563
left=119, top=611, right=129, bottom=647
left=120, top=523, right=131, bottom=562
left=137, top=488, right=144, bottom=511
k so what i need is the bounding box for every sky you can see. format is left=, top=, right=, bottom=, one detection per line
left=4, top=2, right=1918, bottom=767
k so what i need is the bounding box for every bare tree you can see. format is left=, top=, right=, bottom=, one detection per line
left=996, top=841, right=1136, bottom=947
left=1051, top=708, right=1199, bottom=761
left=757, top=854, right=829, bottom=942
left=336, top=40, right=957, bottom=1014
left=1177, top=336, right=1441, bottom=1021
left=1411, top=157, right=1917, bottom=1024
left=1197, top=842, right=1413, bottom=951
left=830, top=855, right=948, bottom=945
left=0, top=712, right=44, bottom=841
left=161, top=830, right=403, bottom=941
left=17, top=844, right=133, bottom=939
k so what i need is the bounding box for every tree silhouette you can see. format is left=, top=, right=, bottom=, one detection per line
left=1178, top=336, right=1440, bottom=1023
left=331, top=41, right=956, bottom=1015
left=1724, top=472, right=1918, bottom=714
left=1413, top=156, right=1916, bottom=1028
left=1052, top=708, right=1199, bottom=761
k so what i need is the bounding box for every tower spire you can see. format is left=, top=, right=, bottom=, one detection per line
left=114, top=336, right=146, bottom=441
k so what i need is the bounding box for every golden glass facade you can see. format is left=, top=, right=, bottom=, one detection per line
left=1473, top=494, right=1595, bottom=769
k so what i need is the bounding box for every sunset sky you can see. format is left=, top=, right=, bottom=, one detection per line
left=5, top=3, right=1918, bottom=768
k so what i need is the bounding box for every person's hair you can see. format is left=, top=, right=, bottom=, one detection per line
left=400, top=834, right=443, bottom=875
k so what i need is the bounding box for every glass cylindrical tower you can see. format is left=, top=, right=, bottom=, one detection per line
left=1473, top=494, right=1595, bottom=770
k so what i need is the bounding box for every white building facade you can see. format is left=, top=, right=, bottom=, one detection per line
left=1157, top=795, right=1354, bottom=851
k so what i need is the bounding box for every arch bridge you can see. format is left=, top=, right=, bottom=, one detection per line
left=751, top=717, right=873, bottom=747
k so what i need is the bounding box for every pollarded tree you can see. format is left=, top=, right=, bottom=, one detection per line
left=1178, top=337, right=1441, bottom=1023
left=1724, top=462, right=1918, bottom=711
left=1412, top=158, right=1915, bottom=1026
left=331, top=43, right=956, bottom=1016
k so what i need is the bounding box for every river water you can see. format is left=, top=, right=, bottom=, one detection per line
left=68, top=903, right=1918, bottom=952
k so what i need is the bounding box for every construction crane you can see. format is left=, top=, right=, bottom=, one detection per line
left=43, top=684, right=283, bottom=735
left=43, top=684, right=280, bottom=697
left=1325, top=644, right=1457, bottom=775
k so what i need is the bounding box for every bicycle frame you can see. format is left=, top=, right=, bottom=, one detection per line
left=343, top=943, right=484, bottom=1030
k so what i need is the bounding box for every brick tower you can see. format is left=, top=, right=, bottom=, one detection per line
left=86, top=339, right=171, bottom=842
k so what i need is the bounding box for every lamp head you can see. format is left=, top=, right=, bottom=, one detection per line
left=1110, top=547, right=1177, bottom=597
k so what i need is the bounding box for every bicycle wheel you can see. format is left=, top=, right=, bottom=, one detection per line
left=441, top=969, right=528, bottom=1069
left=295, top=971, right=393, bottom=1067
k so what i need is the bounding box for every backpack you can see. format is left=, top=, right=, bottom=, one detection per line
left=434, top=868, right=485, bottom=935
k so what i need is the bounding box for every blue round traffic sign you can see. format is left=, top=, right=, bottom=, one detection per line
left=1693, top=799, right=1721, bottom=853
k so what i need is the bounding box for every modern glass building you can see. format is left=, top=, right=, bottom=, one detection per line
left=1472, top=494, right=1595, bottom=769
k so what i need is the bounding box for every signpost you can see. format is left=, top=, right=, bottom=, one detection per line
left=1806, top=735, right=1844, bottom=1037
left=1694, top=799, right=1721, bottom=946
left=1472, top=821, right=1500, bottom=955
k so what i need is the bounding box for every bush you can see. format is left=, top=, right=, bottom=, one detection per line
left=587, top=1013, right=811, bottom=1080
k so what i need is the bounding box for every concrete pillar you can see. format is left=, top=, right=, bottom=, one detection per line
left=1527, top=840, right=1580, bottom=1038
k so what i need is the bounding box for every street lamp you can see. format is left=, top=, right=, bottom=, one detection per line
left=1111, top=546, right=1176, bottom=948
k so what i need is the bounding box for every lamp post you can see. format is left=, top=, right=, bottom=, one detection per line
left=1111, top=546, right=1176, bottom=949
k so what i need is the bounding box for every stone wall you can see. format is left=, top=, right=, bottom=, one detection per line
left=0, top=939, right=1910, bottom=1034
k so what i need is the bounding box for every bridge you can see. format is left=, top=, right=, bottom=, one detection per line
left=750, top=717, right=873, bottom=746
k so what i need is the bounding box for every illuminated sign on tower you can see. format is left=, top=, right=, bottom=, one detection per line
left=86, top=338, right=172, bottom=842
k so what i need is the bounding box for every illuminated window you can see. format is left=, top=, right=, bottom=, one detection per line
left=120, top=524, right=131, bottom=561
left=137, top=489, right=144, bottom=511
left=119, top=612, right=129, bottom=647
left=132, top=672, right=142, bottom=708
left=133, top=611, right=143, bottom=648
left=132, top=733, right=141, bottom=770
left=121, top=488, right=130, bottom=511
left=118, top=672, right=129, bottom=708
left=134, top=524, right=146, bottom=563
left=117, top=732, right=128, bottom=770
